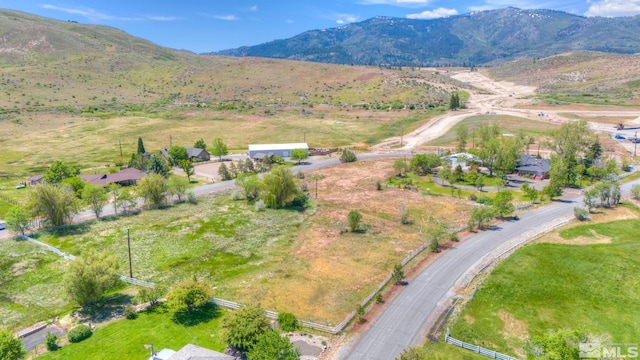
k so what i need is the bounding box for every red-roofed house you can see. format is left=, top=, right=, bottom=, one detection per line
left=79, top=168, right=146, bottom=186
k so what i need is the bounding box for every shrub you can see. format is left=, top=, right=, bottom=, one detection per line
left=45, top=332, right=58, bottom=351
left=392, top=264, right=405, bottom=285
left=429, top=238, right=440, bottom=253
left=476, top=196, right=493, bottom=205
left=278, top=312, right=298, bottom=332
left=468, top=194, right=477, bottom=201
left=67, top=324, right=92, bottom=343
left=356, top=305, right=366, bottom=323
left=375, top=293, right=384, bottom=304
left=291, top=193, right=309, bottom=208
left=230, top=190, right=243, bottom=201
left=574, top=207, right=589, bottom=221
left=186, top=191, right=198, bottom=204
left=347, top=210, right=362, bottom=232
left=254, top=199, right=266, bottom=212
left=376, top=181, right=382, bottom=191
left=296, top=172, right=305, bottom=179
left=124, top=304, right=137, bottom=319
left=340, top=149, right=357, bottom=163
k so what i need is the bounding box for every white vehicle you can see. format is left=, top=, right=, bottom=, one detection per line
left=0, top=221, right=6, bottom=230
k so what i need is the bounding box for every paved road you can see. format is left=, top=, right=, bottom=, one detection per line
left=341, top=177, right=640, bottom=360
left=0, top=153, right=410, bottom=241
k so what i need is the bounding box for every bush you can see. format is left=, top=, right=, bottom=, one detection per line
left=296, top=172, right=305, bottom=179
left=376, top=181, right=382, bottom=190
left=254, top=199, right=266, bottom=212
left=375, top=293, right=384, bottom=304
left=45, top=332, right=58, bottom=351
left=574, top=207, right=589, bottom=221
left=468, top=194, right=477, bottom=201
left=67, top=324, right=92, bottom=343
left=186, top=191, right=198, bottom=205
left=356, top=304, right=366, bottom=323
left=348, top=210, right=362, bottom=232
left=429, top=238, right=440, bottom=253
left=340, top=149, right=357, bottom=163
left=476, top=196, right=493, bottom=205
left=291, top=193, right=309, bottom=208
left=230, top=190, right=244, bottom=201
left=278, top=312, right=298, bottom=332
left=124, top=304, right=137, bottom=319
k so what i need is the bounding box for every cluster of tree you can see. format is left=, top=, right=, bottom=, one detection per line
left=219, top=158, right=257, bottom=181
left=544, top=120, right=614, bottom=198
left=222, top=304, right=300, bottom=360
left=166, top=278, right=214, bottom=314
left=235, top=165, right=307, bottom=209
left=582, top=179, right=622, bottom=212
left=0, top=329, right=25, bottom=360
left=467, top=190, right=515, bottom=231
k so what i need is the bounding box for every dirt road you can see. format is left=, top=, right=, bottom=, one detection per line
left=372, top=70, right=640, bottom=153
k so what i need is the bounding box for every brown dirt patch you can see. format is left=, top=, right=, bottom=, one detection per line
left=463, top=314, right=475, bottom=324
left=230, top=159, right=472, bottom=324
left=11, top=259, right=39, bottom=276
left=497, top=309, right=528, bottom=341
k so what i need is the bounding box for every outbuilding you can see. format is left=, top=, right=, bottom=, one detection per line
left=248, top=143, right=308, bottom=159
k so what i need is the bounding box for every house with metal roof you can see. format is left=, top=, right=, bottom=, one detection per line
left=79, top=167, right=146, bottom=186
left=516, top=154, right=550, bottom=179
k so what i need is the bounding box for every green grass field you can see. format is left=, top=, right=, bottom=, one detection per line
left=426, top=114, right=558, bottom=146
left=0, top=238, right=72, bottom=330
left=437, top=211, right=640, bottom=358
left=36, top=304, right=227, bottom=360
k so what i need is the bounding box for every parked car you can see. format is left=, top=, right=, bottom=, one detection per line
left=0, top=222, right=6, bottom=230
left=614, top=135, right=625, bottom=140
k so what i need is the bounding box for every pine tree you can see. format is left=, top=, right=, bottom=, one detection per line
left=137, top=137, right=146, bottom=154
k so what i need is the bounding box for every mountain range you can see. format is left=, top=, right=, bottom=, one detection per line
left=210, top=7, right=640, bottom=66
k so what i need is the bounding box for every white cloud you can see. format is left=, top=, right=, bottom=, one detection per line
left=407, top=7, right=459, bottom=19
left=358, top=0, right=432, bottom=8
left=213, top=14, right=239, bottom=21
left=42, top=4, right=138, bottom=21
left=336, top=14, right=359, bottom=24
left=146, top=16, right=178, bottom=21
left=585, top=0, right=640, bottom=16
left=249, top=5, right=259, bottom=12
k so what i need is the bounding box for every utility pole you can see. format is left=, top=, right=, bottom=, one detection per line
left=169, top=135, right=172, bottom=148
left=126, top=228, right=133, bottom=278
left=303, top=130, right=306, bottom=143
left=635, top=131, right=638, bottom=158
left=400, top=128, right=404, bottom=147
left=119, top=140, right=123, bottom=162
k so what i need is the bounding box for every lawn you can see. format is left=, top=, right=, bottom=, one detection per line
left=426, top=114, right=559, bottom=146
left=436, top=207, right=640, bottom=358
left=36, top=304, right=227, bottom=360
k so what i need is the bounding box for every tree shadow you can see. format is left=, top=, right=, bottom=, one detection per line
left=78, top=293, right=134, bottom=322
left=171, top=303, right=220, bottom=327
left=45, top=222, right=92, bottom=237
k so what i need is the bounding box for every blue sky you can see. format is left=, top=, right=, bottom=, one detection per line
left=4, top=0, right=640, bottom=53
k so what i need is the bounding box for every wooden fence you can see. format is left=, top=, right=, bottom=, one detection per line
left=445, top=329, right=519, bottom=360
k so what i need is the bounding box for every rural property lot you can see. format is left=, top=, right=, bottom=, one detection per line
left=5, top=159, right=471, bottom=327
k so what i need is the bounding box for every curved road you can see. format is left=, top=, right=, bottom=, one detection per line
left=340, top=177, right=640, bottom=360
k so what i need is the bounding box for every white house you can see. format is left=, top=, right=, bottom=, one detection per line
left=248, top=143, right=309, bottom=159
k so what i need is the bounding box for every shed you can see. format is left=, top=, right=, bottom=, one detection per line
left=248, top=143, right=308, bottom=158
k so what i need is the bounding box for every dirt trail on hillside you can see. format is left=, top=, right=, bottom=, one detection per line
left=372, top=70, right=640, bottom=152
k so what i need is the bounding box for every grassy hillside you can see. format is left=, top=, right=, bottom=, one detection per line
left=488, top=51, right=640, bottom=105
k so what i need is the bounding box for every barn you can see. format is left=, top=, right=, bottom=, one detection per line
left=248, top=143, right=308, bottom=159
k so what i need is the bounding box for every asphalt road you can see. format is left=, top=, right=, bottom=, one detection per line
left=0, top=153, right=410, bottom=241
left=341, top=177, right=640, bottom=360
